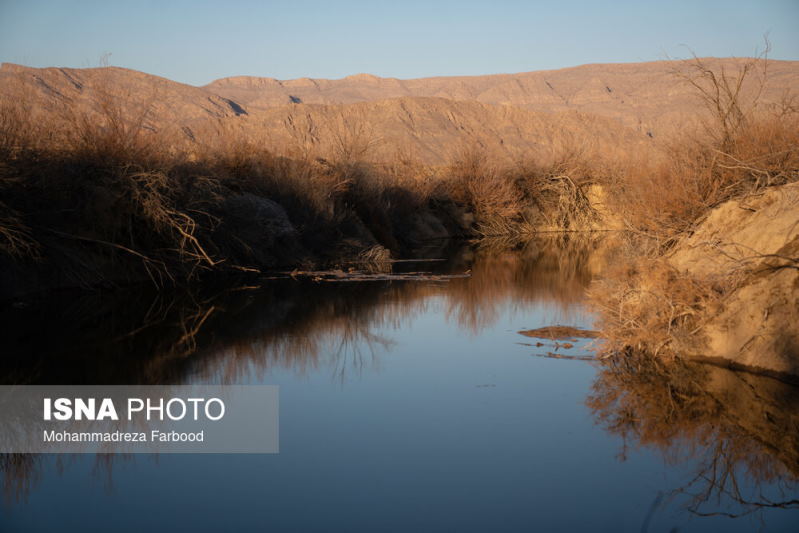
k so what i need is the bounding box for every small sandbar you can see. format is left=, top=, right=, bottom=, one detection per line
left=518, top=326, right=600, bottom=340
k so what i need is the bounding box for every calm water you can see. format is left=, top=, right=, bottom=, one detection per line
left=1, top=236, right=797, bottom=532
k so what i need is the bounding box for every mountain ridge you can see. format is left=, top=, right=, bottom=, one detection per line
left=2, top=58, right=797, bottom=163
left=201, top=57, right=799, bottom=136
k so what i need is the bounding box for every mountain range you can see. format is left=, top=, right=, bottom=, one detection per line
left=2, top=58, right=797, bottom=163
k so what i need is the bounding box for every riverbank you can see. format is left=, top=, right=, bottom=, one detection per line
left=590, top=180, right=799, bottom=377
left=0, top=119, right=622, bottom=300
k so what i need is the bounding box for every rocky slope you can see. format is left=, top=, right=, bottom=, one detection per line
left=206, top=58, right=799, bottom=135
left=0, top=63, right=246, bottom=126
left=231, top=97, right=647, bottom=164
left=0, top=62, right=644, bottom=164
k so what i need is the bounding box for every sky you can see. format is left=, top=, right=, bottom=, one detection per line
left=0, top=0, right=797, bottom=86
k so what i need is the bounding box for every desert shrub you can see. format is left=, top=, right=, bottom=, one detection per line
left=610, top=50, right=799, bottom=238
left=612, top=109, right=799, bottom=237
left=588, top=246, right=723, bottom=359
left=442, top=145, right=526, bottom=235
left=0, top=198, right=39, bottom=260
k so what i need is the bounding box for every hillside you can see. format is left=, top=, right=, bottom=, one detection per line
left=3, top=58, right=798, bottom=164
left=228, top=97, right=647, bottom=164
left=0, top=63, right=246, bottom=126
left=206, top=58, right=799, bottom=135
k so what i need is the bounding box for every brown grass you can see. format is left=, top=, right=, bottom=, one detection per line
left=1, top=50, right=796, bottom=297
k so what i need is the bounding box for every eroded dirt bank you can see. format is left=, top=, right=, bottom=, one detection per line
left=670, top=182, right=799, bottom=375
left=593, top=182, right=799, bottom=377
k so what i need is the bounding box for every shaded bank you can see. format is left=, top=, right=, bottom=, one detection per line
left=0, top=63, right=623, bottom=300
left=0, top=137, right=623, bottom=301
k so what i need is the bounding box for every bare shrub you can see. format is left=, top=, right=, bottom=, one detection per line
left=0, top=199, right=39, bottom=260
left=672, top=42, right=770, bottom=150
left=589, top=250, right=722, bottom=359
left=60, top=71, right=165, bottom=166
left=610, top=43, right=799, bottom=238
left=444, top=144, right=524, bottom=235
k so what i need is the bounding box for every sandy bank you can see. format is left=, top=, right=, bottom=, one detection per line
left=669, top=182, right=799, bottom=375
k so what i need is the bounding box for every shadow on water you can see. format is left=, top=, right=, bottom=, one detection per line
left=0, top=235, right=607, bottom=386
left=1, top=234, right=798, bottom=528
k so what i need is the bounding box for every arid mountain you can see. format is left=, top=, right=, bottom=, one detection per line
left=2, top=58, right=798, bottom=164
left=230, top=96, right=647, bottom=164
left=0, top=63, right=246, bottom=127
left=206, top=58, right=799, bottom=134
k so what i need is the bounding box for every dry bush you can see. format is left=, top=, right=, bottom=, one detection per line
left=0, top=98, right=33, bottom=156
left=440, top=138, right=609, bottom=235
left=327, top=112, right=381, bottom=164
left=379, top=150, right=441, bottom=209
left=509, top=138, right=610, bottom=231
left=614, top=107, right=799, bottom=237
left=0, top=199, right=39, bottom=260
left=672, top=45, right=770, bottom=150
left=589, top=251, right=723, bottom=359
left=444, top=144, right=525, bottom=235
left=523, top=170, right=599, bottom=231
left=197, top=119, right=271, bottom=176
left=59, top=74, right=166, bottom=167
left=16, top=162, right=223, bottom=285
left=0, top=72, right=50, bottom=157
left=612, top=139, right=715, bottom=235
left=721, top=108, right=799, bottom=189
left=0, top=78, right=229, bottom=284
left=609, top=48, right=799, bottom=238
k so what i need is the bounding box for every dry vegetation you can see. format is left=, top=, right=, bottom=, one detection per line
left=0, top=78, right=615, bottom=296
left=586, top=49, right=799, bottom=369
left=607, top=48, right=799, bottom=238
left=0, top=50, right=797, bottom=307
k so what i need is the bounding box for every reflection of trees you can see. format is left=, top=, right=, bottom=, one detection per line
left=0, top=235, right=616, bottom=500
left=0, top=281, right=424, bottom=385
left=1, top=454, right=38, bottom=503
left=1, top=235, right=615, bottom=386
left=588, top=352, right=799, bottom=518
left=444, top=235, right=615, bottom=332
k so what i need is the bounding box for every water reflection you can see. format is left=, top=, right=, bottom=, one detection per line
left=1, top=234, right=797, bottom=530
left=1, top=235, right=610, bottom=386
left=588, top=352, right=799, bottom=519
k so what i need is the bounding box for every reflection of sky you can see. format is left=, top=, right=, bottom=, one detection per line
left=3, top=291, right=796, bottom=532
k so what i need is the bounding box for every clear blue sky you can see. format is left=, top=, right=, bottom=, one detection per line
left=1, top=0, right=797, bottom=86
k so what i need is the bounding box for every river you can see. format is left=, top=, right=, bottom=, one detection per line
left=1, top=236, right=797, bottom=532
